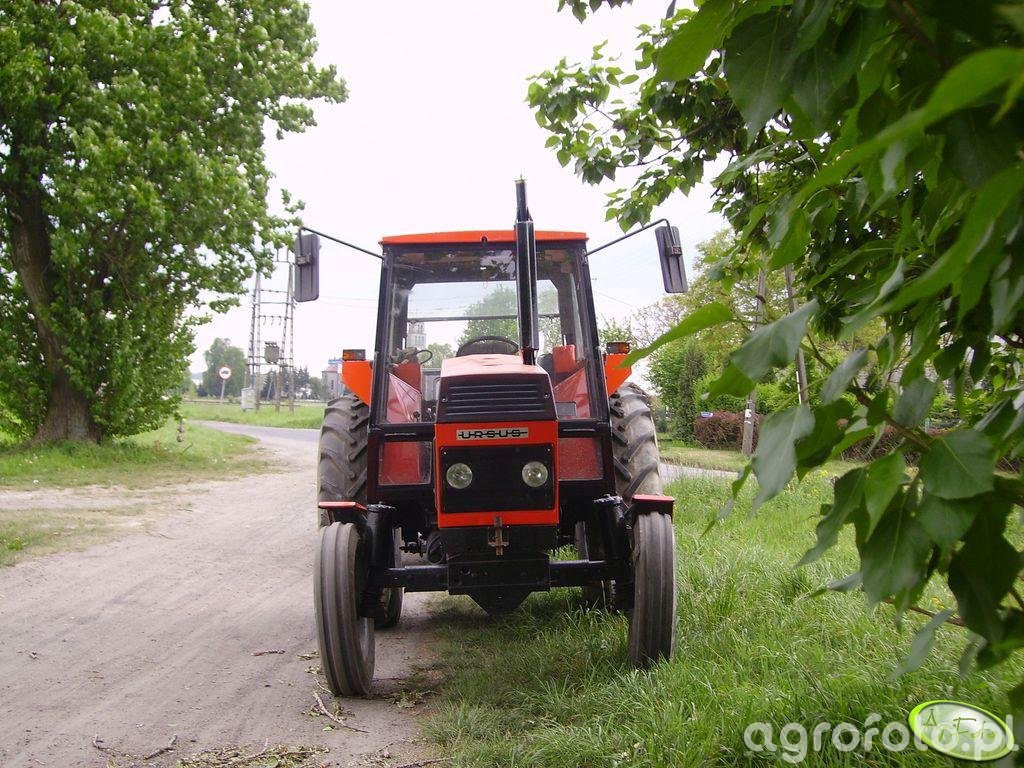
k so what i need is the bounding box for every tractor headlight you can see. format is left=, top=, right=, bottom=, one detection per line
left=521, top=460, right=549, bottom=488
left=446, top=462, right=473, bottom=489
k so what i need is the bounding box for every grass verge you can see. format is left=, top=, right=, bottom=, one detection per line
left=178, top=400, right=324, bottom=429
left=658, top=440, right=861, bottom=476
left=424, top=474, right=1022, bottom=767
left=0, top=505, right=151, bottom=566
left=0, top=420, right=262, bottom=489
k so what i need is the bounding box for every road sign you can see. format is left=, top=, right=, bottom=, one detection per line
left=218, top=366, right=232, bottom=380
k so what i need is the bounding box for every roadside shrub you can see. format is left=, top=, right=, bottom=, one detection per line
left=694, top=411, right=759, bottom=450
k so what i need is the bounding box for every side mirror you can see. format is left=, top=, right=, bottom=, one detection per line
left=655, top=226, right=687, bottom=294
left=294, top=232, right=320, bottom=302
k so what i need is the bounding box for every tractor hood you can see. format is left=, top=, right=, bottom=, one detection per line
left=435, top=354, right=556, bottom=423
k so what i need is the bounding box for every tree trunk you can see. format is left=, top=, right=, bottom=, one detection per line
left=5, top=171, right=102, bottom=443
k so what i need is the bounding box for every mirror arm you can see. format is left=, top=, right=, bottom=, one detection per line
left=585, top=218, right=672, bottom=257
left=298, top=225, right=383, bottom=261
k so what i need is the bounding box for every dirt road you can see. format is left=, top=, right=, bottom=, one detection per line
left=0, top=425, right=438, bottom=768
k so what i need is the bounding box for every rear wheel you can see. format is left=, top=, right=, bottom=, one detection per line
left=314, top=522, right=375, bottom=695
left=609, top=383, right=676, bottom=665
left=318, top=394, right=404, bottom=623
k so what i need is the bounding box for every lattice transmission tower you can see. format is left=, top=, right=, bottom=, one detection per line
left=245, top=249, right=295, bottom=411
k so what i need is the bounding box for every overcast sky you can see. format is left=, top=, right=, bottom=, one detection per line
left=189, top=1, right=724, bottom=377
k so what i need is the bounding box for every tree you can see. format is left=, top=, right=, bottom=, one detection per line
left=426, top=342, right=454, bottom=365
left=202, top=339, right=246, bottom=399
left=531, top=1, right=1024, bottom=711
left=457, top=286, right=560, bottom=350
left=0, top=1, right=345, bottom=442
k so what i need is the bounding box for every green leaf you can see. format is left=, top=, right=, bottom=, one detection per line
left=863, top=451, right=906, bottom=539
left=821, top=349, right=868, bottom=404
left=797, top=48, right=1024, bottom=199
left=948, top=508, right=1018, bottom=641
left=705, top=362, right=755, bottom=401
left=624, top=302, right=731, bottom=365
left=917, top=493, right=979, bottom=553
left=881, top=163, right=1024, bottom=314
left=731, top=300, right=817, bottom=383
left=751, top=404, right=815, bottom=511
left=797, top=468, right=865, bottom=566
left=655, top=0, right=734, bottom=82
left=893, top=377, right=938, bottom=428
left=723, top=10, right=799, bottom=136
left=919, top=430, right=996, bottom=499
left=796, top=399, right=853, bottom=473
left=894, top=609, right=955, bottom=676
left=859, top=503, right=932, bottom=607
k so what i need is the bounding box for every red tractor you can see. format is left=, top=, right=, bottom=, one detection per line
left=295, top=181, right=687, bottom=695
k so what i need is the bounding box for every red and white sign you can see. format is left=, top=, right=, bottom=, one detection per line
left=218, top=366, right=232, bottom=380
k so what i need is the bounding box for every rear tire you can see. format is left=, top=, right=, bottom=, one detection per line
left=318, top=393, right=370, bottom=512
left=318, top=394, right=404, bottom=624
left=314, top=522, right=375, bottom=695
left=609, top=383, right=663, bottom=501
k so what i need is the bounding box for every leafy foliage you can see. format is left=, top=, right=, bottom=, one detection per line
left=0, top=1, right=345, bottom=441
left=532, top=0, right=1024, bottom=711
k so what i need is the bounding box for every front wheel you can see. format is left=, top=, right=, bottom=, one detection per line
left=627, top=512, right=676, bottom=667
left=314, top=522, right=375, bottom=695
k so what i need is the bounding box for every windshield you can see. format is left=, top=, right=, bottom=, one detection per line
left=379, top=243, right=596, bottom=424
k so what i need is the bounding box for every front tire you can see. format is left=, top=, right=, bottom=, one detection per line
left=314, top=522, right=375, bottom=695
left=628, top=512, right=677, bottom=666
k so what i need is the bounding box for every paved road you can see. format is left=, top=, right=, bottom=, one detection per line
left=0, top=427, right=436, bottom=768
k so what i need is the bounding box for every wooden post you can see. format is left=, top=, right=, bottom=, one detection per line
left=785, top=264, right=809, bottom=406
left=742, top=269, right=767, bottom=457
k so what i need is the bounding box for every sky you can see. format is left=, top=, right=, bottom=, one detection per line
left=189, top=1, right=725, bottom=377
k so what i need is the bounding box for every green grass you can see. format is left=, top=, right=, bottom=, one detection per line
left=424, top=474, right=1022, bottom=767
left=0, top=419, right=263, bottom=489
left=0, top=505, right=151, bottom=566
left=658, top=440, right=862, bottom=476
left=178, top=399, right=324, bottom=429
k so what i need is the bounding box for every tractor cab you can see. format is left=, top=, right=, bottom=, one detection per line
left=296, top=181, right=686, bottom=696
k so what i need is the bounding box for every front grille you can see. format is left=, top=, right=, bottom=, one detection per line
left=440, top=444, right=555, bottom=513
left=438, top=377, right=555, bottom=422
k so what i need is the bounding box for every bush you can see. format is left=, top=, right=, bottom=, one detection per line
left=694, top=411, right=760, bottom=450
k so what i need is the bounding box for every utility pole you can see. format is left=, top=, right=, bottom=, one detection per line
left=785, top=264, right=809, bottom=406
left=742, top=269, right=767, bottom=457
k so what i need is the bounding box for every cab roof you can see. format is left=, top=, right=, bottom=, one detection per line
left=379, top=230, right=588, bottom=246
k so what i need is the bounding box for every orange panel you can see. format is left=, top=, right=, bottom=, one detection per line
left=434, top=420, right=559, bottom=528
left=380, top=230, right=587, bottom=245
left=553, top=368, right=590, bottom=418
left=604, top=353, right=631, bottom=395
left=553, top=344, right=577, bottom=375
left=342, top=360, right=372, bottom=405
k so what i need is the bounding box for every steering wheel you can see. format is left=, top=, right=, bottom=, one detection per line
left=455, top=335, right=520, bottom=356
left=393, top=347, right=433, bottom=364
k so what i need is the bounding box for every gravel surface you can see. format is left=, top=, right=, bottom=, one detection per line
left=0, top=427, right=438, bottom=768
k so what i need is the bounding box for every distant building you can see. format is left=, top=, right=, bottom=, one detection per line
left=408, top=321, right=426, bottom=349
left=322, top=364, right=340, bottom=399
